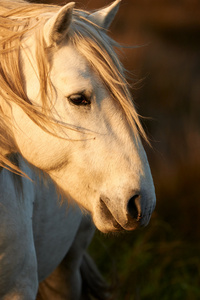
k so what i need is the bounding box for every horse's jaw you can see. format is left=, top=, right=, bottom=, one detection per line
left=48, top=161, right=156, bottom=234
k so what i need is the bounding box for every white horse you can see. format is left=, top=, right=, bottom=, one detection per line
left=0, top=0, right=156, bottom=299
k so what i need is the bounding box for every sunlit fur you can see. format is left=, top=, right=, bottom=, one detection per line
left=0, top=0, right=147, bottom=174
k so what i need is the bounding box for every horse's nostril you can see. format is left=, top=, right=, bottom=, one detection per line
left=127, top=194, right=142, bottom=221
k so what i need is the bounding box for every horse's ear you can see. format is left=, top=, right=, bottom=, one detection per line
left=88, top=0, right=121, bottom=29
left=43, top=2, right=75, bottom=46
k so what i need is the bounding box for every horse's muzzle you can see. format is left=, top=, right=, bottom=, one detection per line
left=98, top=191, right=155, bottom=232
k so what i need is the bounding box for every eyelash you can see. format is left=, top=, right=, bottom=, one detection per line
left=68, top=93, right=91, bottom=106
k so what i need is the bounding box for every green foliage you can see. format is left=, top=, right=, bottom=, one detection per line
left=89, top=217, right=200, bottom=300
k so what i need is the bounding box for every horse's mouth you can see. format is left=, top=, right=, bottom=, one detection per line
left=97, top=198, right=122, bottom=231
left=95, top=198, right=140, bottom=233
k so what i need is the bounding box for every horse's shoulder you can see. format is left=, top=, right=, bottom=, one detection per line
left=0, top=156, right=35, bottom=246
left=0, top=162, right=38, bottom=298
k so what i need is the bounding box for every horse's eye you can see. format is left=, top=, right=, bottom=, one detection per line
left=68, top=94, right=91, bottom=106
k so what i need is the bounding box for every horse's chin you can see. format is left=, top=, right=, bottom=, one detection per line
left=93, top=214, right=141, bottom=233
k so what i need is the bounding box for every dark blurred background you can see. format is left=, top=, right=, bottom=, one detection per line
left=32, top=0, right=200, bottom=299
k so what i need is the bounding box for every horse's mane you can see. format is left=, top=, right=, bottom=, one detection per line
left=0, top=0, right=147, bottom=174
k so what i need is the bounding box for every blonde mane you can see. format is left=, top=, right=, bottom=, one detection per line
left=0, top=0, right=147, bottom=174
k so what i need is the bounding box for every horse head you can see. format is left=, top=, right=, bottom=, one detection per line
left=2, top=0, right=156, bottom=233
